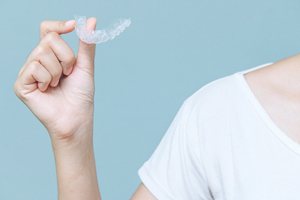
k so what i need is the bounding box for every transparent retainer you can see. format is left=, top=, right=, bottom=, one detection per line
left=75, top=16, right=131, bottom=44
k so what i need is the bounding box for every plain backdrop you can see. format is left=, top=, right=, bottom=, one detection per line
left=1, top=0, right=300, bottom=199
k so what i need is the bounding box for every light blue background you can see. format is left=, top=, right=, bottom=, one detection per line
left=0, top=0, right=299, bottom=199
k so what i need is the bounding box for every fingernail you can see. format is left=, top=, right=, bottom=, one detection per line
left=65, top=20, right=76, bottom=27
left=52, top=79, right=59, bottom=87
left=56, top=79, right=60, bottom=86
left=39, top=82, right=47, bottom=92
left=87, top=17, right=97, bottom=30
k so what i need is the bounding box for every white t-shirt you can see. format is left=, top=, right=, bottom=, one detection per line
left=138, top=63, right=300, bottom=200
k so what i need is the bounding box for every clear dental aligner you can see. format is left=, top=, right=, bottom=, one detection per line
left=75, top=15, right=131, bottom=44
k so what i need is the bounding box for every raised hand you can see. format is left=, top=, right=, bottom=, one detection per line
left=14, top=17, right=157, bottom=200
left=14, top=18, right=97, bottom=140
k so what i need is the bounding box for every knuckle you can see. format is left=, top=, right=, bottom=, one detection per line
left=34, top=45, right=48, bottom=56
left=18, top=65, right=25, bottom=77
left=13, top=81, right=24, bottom=99
left=44, top=32, right=59, bottom=42
left=40, top=21, right=49, bottom=35
left=29, top=61, right=41, bottom=71
left=13, top=82, right=20, bottom=96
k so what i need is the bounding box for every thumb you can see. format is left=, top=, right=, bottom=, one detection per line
left=76, top=17, right=97, bottom=73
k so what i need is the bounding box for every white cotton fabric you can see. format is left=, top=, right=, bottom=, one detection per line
left=138, top=63, right=300, bottom=200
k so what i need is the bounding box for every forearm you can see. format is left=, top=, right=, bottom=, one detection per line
left=14, top=18, right=101, bottom=200
left=51, top=119, right=101, bottom=200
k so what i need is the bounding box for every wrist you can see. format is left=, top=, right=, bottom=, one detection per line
left=50, top=122, right=95, bottom=177
left=45, top=103, right=94, bottom=141
left=50, top=123, right=94, bottom=153
left=50, top=125, right=100, bottom=200
left=48, top=108, right=94, bottom=148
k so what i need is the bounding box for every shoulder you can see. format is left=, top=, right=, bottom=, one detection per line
left=182, top=73, right=239, bottom=120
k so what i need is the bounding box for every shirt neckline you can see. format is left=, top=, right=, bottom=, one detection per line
left=234, top=63, right=300, bottom=155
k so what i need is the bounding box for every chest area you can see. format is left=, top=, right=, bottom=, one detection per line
left=209, top=140, right=300, bottom=200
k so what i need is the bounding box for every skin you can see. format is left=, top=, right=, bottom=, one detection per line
left=15, top=18, right=300, bottom=200
left=245, top=54, right=300, bottom=144
left=14, top=18, right=157, bottom=200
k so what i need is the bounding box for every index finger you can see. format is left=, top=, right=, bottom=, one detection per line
left=40, top=20, right=76, bottom=38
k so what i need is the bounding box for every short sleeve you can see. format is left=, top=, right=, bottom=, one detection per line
left=138, top=99, right=212, bottom=200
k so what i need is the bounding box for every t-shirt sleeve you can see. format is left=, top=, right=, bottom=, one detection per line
left=138, top=99, right=212, bottom=200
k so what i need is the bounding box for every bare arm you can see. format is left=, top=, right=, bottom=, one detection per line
left=14, top=18, right=157, bottom=200
left=131, top=184, right=157, bottom=200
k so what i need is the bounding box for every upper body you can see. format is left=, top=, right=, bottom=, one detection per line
left=138, top=60, right=300, bottom=199
left=13, top=18, right=300, bottom=200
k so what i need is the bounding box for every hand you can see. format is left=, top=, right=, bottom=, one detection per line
left=14, top=18, right=97, bottom=141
